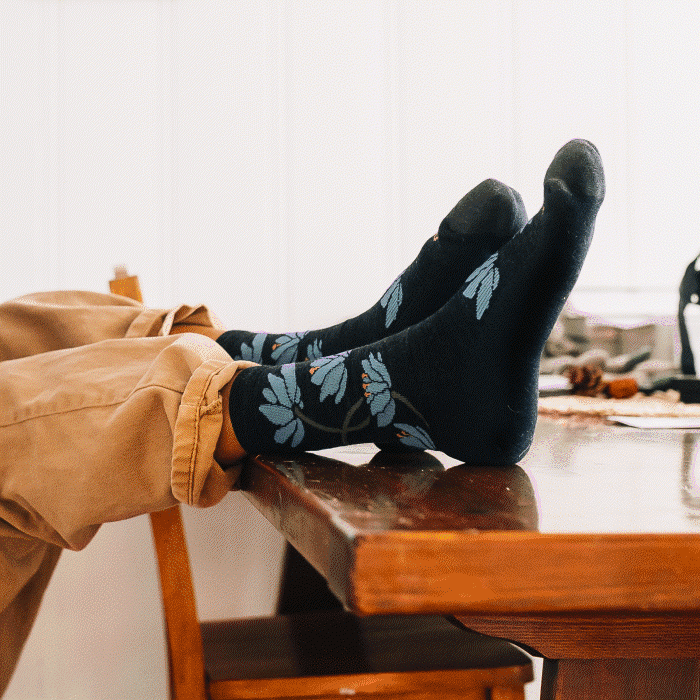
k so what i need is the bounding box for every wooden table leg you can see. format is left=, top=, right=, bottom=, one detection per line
left=540, top=659, right=700, bottom=700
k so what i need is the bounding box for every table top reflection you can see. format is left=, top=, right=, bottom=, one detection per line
left=242, top=416, right=700, bottom=615
left=520, top=417, right=700, bottom=533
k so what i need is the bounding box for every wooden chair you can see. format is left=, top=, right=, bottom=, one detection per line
left=109, top=271, right=533, bottom=700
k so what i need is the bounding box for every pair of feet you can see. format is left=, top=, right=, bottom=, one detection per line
left=216, top=140, right=605, bottom=465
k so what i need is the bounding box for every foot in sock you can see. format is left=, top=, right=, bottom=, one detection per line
left=217, top=179, right=527, bottom=364
left=227, top=140, right=604, bottom=464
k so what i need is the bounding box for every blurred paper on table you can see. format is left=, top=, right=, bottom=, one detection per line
left=609, top=416, right=700, bottom=429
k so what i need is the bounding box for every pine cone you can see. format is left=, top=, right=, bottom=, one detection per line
left=567, top=364, right=607, bottom=397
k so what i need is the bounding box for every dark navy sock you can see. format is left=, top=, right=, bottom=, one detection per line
left=217, top=179, right=526, bottom=364
left=228, top=141, right=604, bottom=464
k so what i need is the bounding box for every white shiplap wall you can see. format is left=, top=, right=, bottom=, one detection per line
left=2, top=2, right=699, bottom=698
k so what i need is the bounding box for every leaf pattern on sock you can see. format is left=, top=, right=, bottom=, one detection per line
left=394, top=423, right=436, bottom=450
left=304, top=338, right=323, bottom=362
left=259, top=364, right=305, bottom=447
left=380, top=276, right=403, bottom=328
left=463, top=253, right=499, bottom=320
left=271, top=332, right=305, bottom=364
left=361, top=352, right=396, bottom=427
left=309, top=351, right=349, bottom=403
left=234, top=332, right=267, bottom=363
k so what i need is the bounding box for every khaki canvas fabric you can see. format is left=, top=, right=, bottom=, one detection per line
left=0, top=291, right=252, bottom=695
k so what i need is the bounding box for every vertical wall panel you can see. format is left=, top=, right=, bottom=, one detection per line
left=283, top=0, right=391, bottom=330
left=57, top=1, right=167, bottom=300
left=396, top=0, right=516, bottom=268
left=172, top=0, right=282, bottom=329
left=182, top=494, right=286, bottom=622
left=0, top=0, right=54, bottom=300
left=626, top=1, right=700, bottom=293
left=4, top=4, right=173, bottom=699
left=511, top=0, right=629, bottom=294
left=5, top=518, right=166, bottom=700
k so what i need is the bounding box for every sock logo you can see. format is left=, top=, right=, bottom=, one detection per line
left=463, top=253, right=499, bottom=320
left=380, top=276, right=403, bottom=328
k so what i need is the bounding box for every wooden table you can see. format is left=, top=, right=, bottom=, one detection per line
left=242, top=416, right=700, bottom=699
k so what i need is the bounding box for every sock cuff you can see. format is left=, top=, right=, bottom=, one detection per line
left=226, top=365, right=267, bottom=455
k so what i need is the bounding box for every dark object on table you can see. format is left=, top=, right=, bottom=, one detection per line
left=679, top=255, right=700, bottom=375
left=646, top=375, right=700, bottom=404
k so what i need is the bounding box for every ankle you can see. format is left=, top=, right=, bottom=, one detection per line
left=214, top=377, right=248, bottom=465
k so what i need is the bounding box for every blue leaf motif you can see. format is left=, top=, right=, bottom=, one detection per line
left=280, top=364, right=302, bottom=407
left=274, top=419, right=304, bottom=448
left=476, top=267, right=499, bottom=320
left=380, top=276, right=403, bottom=328
left=259, top=403, right=294, bottom=426
left=271, top=332, right=305, bottom=364
left=361, top=351, right=395, bottom=427
left=394, top=423, right=436, bottom=450
left=304, top=338, right=323, bottom=361
left=258, top=365, right=304, bottom=447
left=309, top=351, right=349, bottom=403
left=463, top=253, right=499, bottom=320
left=267, top=373, right=293, bottom=408
left=234, top=332, right=267, bottom=363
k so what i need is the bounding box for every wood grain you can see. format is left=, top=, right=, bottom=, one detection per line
left=108, top=273, right=143, bottom=302
left=149, top=496, right=207, bottom=700
left=540, top=659, right=700, bottom=700
left=455, top=614, right=700, bottom=658
left=350, top=532, right=700, bottom=615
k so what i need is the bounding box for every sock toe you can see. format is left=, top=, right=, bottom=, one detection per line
left=544, top=139, right=605, bottom=205
left=438, top=179, right=527, bottom=246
